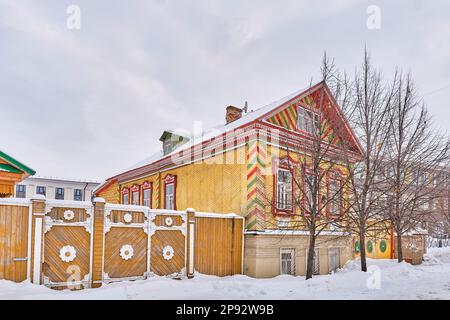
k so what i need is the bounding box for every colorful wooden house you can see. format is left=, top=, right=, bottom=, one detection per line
left=96, top=81, right=364, bottom=277
left=0, top=150, right=35, bottom=198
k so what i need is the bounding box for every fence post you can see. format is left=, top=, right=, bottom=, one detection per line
left=186, top=208, right=195, bottom=279
left=30, top=195, right=46, bottom=284
left=91, top=198, right=106, bottom=288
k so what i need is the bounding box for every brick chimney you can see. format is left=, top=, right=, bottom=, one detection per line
left=226, top=106, right=243, bottom=124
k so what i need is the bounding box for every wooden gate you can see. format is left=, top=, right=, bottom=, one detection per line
left=103, top=205, right=149, bottom=281
left=149, top=211, right=187, bottom=276
left=102, top=206, right=188, bottom=282
left=42, top=202, right=93, bottom=289
left=0, top=203, right=29, bottom=282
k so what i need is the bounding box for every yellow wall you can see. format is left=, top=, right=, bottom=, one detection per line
left=116, top=147, right=248, bottom=215
left=353, top=229, right=392, bottom=259
left=97, top=180, right=120, bottom=204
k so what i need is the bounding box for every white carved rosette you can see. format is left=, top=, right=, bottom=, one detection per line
left=165, top=217, right=173, bottom=226
left=123, top=213, right=133, bottom=223
left=59, top=245, right=77, bottom=262
left=162, top=245, right=175, bottom=261
left=120, top=244, right=134, bottom=260
left=63, top=210, right=75, bottom=221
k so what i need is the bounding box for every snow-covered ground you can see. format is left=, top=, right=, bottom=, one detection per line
left=1, top=247, right=450, bottom=300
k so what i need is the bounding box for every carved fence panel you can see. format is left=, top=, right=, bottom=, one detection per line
left=42, top=202, right=93, bottom=289
left=149, top=211, right=187, bottom=276
left=103, top=205, right=149, bottom=281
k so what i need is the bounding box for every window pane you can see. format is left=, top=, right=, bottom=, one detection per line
left=165, top=184, right=174, bottom=209
left=143, top=189, right=151, bottom=207
left=132, top=191, right=139, bottom=205
left=55, top=188, right=64, bottom=200
left=123, top=194, right=129, bottom=205
left=74, top=189, right=83, bottom=201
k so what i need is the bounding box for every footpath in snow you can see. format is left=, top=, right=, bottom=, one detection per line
left=1, top=247, right=450, bottom=300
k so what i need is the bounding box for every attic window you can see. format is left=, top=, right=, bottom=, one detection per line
left=297, top=106, right=319, bottom=135
left=163, top=141, right=173, bottom=155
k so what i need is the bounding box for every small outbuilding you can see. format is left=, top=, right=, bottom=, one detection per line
left=0, top=150, right=35, bottom=197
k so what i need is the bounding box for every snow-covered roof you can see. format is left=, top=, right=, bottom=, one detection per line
left=26, top=175, right=101, bottom=184
left=122, top=86, right=309, bottom=174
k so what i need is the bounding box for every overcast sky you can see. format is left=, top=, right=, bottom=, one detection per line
left=1, top=0, right=449, bottom=181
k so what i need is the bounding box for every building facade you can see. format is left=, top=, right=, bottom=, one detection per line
left=15, top=176, right=100, bottom=202
left=96, top=82, right=364, bottom=277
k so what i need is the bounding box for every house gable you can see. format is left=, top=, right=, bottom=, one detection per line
left=262, top=83, right=362, bottom=155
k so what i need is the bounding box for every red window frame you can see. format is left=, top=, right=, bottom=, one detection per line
left=163, top=174, right=177, bottom=210
left=130, top=184, right=140, bottom=205
left=142, top=181, right=152, bottom=208
left=121, top=187, right=130, bottom=205
left=273, top=156, right=296, bottom=216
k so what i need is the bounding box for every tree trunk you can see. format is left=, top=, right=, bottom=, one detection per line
left=359, top=227, right=368, bottom=272
left=305, top=234, right=317, bottom=280
left=397, top=233, right=403, bottom=262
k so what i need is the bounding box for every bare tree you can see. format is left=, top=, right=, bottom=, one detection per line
left=383, top=73, right=450, bottom=262
left=338, top=50, right=395, bottom=272
left=263, top=54, right=360, bottom=280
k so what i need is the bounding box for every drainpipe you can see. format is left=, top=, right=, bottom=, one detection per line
left=390, top=224, right=395, bottom=259
left=83, top=182, right=88, bottom=201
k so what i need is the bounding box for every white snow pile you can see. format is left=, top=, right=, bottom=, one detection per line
left=1, top=247, right=450, bottom=300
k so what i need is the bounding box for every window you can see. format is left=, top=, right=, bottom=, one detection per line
left=280, top=248, right=295, bottom=275
left=328, top=248, right=341, bottom=273
left=165, top=184, right=175, bottom=210
left=74, top=189, right=83, bottom=201
left=143, top=189, right=151, bottom=207
left=164, top=175, right=176, bottom=210
left=329, top=179, right=342, bottom=217
left=16, top=185, right=26, bottom=198
left=297, top=106, right=319, bottom=134
left=55, top=188, right=65, bottom=200
left=163, top=141, right=172, bottom=155
left=122, top=188, right=129, bottom=205
left=307, top=248, right=320, bottom=275
left=304, top=174, right=318, bottom=213
left=276, top=169, right=293, bottom=211
left=36, top=186, right=46, bottom=196
left=132, top=191, right=139, bottom=205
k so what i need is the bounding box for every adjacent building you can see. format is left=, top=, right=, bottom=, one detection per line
left=96, top=81, right=364, bottom=278
left=0, top=150, right=35, bottom=198
left=15, top=176, right=100, bottom=202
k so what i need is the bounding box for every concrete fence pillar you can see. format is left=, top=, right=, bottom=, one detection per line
left=186, top=208, right=196, bottom=278
left=30, top=195, right=46, bottom=284
left=91, top=197, right=106, bottom=288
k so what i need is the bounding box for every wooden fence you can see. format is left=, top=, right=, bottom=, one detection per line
left=0, top=197, right=244, bottom=289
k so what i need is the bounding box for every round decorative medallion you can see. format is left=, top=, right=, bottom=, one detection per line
left=120, top=244, right=134, bottom=260
left=63, top=210, right=75, bottom=221
left=367, top=241, right=373, bottom=253
left=354, top=241, right=361, bottom=253
left=59, top=245, right=77, bottom=262
left=379, top=240, right=387, bottom=253
left=165, top=217, right=173, bottom=226
left=162, top=245, right=174, bottom=261
left=123, top=213, right=133, bottom=223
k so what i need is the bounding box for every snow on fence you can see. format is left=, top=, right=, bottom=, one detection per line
left=0, top=197, right=244, bottom=289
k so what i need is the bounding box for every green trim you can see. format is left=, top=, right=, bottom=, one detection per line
left=0, top=164, right=22, bottom=174
left=367, top=241, right=373, bottom=253
left=0, top=150, right=36, bottom=176
left=354, top=241, right=360, bottom=253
